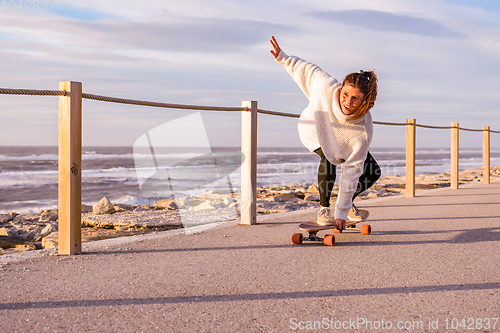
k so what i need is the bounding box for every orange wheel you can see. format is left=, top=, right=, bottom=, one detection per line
left=291, top=233, right=303, bottom=245
left=333, top=228, right=342, bottom=234
left=361, top=224, right=371, bottom=235
left=324, top=234, right=335, bottom=246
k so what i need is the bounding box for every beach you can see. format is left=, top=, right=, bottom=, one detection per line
left=1, top=166, right=499, bottom=255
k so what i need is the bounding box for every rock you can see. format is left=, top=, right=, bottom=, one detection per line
left=153, top=199, right=179, bottom=210
left=11, top=244, right=31, bottom=252
left=114, top=203, right=133, bottom=211
left=113, top=205, right=125, bottom=212
left=15, top=243, right=36, bottom=252
left=304, top=193, right=320, bottom=202
left=34, top=223, right=58, bottom=242
left=193, top=200, right=216, bottom=211
left=39, top=209, right=58, bottom=214
left=0, top=214, right=14, bottom=223
left=13, top=213, right=40, bottom=223
left=81, top=204, right=93, bottom=213
left=42, top=232, right=58, bottom=249
left=273, top=193, right=297, bottom=203
left=176, top=196, right=206, bottom=209
left=307, top=184, right=319, bottom=193
left=186, top=194, right=235, bottom=211
left=293, top=191, right=306, bottom=199
left=0, top=227, right=17, bottom=237
left=26, top=227, right=43, bottom=241
left=39, top=212, right=58, bottom=223
left=93, top=197, right=116, bottom=215
left=222, top=196, right=232, bottom=207
left=284, top=202, right=314, bottom=210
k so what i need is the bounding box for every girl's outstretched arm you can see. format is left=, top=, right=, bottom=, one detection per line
left=270, top=37, right=335, bottom=99
left=270, top=36, right=281, bottom=59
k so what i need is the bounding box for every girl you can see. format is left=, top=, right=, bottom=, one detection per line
left=270, top=36, right=381, bottom=230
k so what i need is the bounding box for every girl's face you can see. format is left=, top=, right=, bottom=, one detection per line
left=339, top=85, right=364, bottom=115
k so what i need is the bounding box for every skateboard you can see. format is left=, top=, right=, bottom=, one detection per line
left=291, top=209, right=371, bottom=246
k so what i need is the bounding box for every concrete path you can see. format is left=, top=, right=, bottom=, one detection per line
left=1, top=181, right=499, bottom=332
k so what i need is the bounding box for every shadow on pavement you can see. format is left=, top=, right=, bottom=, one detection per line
left=2, top=282, right=499, bottom=310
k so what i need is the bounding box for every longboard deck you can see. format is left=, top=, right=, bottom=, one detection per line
left=298, top=209, right=369, bottom=232
left=299, top=220, right=358, bottom=232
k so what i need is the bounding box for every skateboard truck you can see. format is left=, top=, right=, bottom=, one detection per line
left=303, top=230, right=323, bottom=242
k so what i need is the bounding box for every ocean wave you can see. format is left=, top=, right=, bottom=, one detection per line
left=2, top=147, right=499, bottom=214
left=0, top=154, right=58, bottom=162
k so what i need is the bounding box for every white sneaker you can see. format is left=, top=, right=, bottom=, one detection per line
left=347, top=204, right=366, bottom=223
left=317, top=206, right=335, bottom=226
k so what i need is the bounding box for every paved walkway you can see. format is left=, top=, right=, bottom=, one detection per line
left=1, top=181, right=499, bottom=332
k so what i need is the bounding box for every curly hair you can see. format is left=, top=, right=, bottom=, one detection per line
left=342, top=70, right=378, bottom=121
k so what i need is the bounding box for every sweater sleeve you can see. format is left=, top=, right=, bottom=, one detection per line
left=275, top=51, right=335, bottom=100
left=334, top=160, right=365, bottom=220
left=333, top=119, right=372, bottom=220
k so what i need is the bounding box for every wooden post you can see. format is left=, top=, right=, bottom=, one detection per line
left=451, top=122, right=459, bottom=190
left=240, top=101, right=257, bottom=225
left=58, top=81, right=82, bottom=254
left=483, top=126, right=490, bottom=184
left=406, top=119, right=416, bottom=197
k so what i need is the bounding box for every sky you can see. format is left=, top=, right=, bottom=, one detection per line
left=1, top=0, right=500, bottom=149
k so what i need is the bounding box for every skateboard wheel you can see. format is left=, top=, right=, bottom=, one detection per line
left=324, top=234, right=335, bottom=246
left=361, top=224, right=371, bottom=235
left=333, top=228, right=342, bottom=234
left=291, top=233, right=303, bottom=245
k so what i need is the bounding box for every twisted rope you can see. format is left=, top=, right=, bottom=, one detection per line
left=415, top=124, right=452, bottom=130
left=82, top=92, right=247, bottom=112
left=458, top=127, right=485, bottom=133
left=374, top=121, right=408, bottom=126
left=1, top=87, right=499, bottom=133
left=257, top=109, right=299, bottom=118
left=0, top=88, right=66, bottom=96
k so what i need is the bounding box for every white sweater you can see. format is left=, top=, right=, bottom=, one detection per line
left=276, top=50, right=373, bottom=220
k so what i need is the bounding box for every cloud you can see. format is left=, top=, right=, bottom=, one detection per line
left=0, top=12, right=292, bottom=55
left=308, top=9, right=465, bottom=39
left=81, top=17, right=288, bottom=53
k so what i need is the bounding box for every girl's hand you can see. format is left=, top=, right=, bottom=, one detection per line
left=270, top=36, right=281, bottom=59
left=336, top=219, right=346, bottom=231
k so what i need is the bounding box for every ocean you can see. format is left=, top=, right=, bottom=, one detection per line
left=1, top=146, right=499, bottom=214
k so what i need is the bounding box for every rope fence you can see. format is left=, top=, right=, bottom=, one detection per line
left=0, top=88, right=67, bottom=96
left=2, top=86, right=499, bottom=133
left=1, top=82, right=499, bottom=254
left=257, top=108, right=299, bottom=118
left=82, top=92, right=248, bottom=112
left=254, top=107, right=500, bottom=133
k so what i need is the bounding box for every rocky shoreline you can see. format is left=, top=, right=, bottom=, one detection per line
left=1, top=167, right=499, bottom=255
